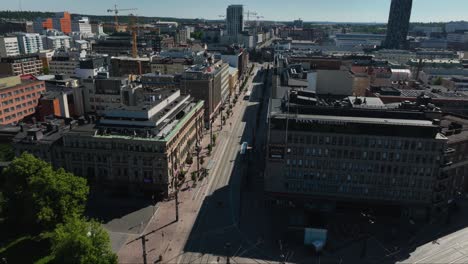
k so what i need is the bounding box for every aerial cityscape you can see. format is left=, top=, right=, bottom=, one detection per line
left=1, top=0, right=468, bottom=263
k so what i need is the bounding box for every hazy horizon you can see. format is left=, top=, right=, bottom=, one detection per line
left=1, top=0, right=467, bottom=23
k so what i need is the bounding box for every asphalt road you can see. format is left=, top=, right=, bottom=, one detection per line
left=176, top=63, right=273, bottom=264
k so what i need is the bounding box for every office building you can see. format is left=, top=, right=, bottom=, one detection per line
left=0, top=75, right=45, bottom=125
left=265, top=88, right=454, bottom=219
left=335, top=33, right=386, bottom=48
left=0, top=54, right=43, bottom=76
left=90, top=22, right=104, bottom=35
left=13, top=90, right=205, bottom=196
left=71, top=17, right=92, bottom=34
left=0, top=36, right=20, bottom=57
left=0, top=20, right=33, bottom=35
left=226, top=5, right=244, bottom=37
left=33, top=18, right=53, bottom=34
left=43, top=36, right=71, bottom=50
left=181, top=61, right=229, bottom=124
left=445, top=21, right=468, bottom=33
left=52, top=12, right=72, bottom=34
left=151, top=57, right=193, bottom=75
left=384, top=0, right=413, bottom=49
left=74, top=56, right=109, bottom=79
left=110, top=57, right=152, bottom=77
left=16, top=33, right=44, bottom=54
left=48, top=54, right=79, bottom=75
left=93, top=34, right=152, bottom=56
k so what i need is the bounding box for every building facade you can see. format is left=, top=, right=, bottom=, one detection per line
left=14, top=91, right=205, bottom=197
left=52, top=12, right=72, bottom=34
left=43, top=36, right=71, bottom=50
left=0, top=75, right=45, bottom=125
left=71, top=17, right=92, bottom=34
left=0, top=36, right=20, bottom=57
left=110, top=57, right=152, bottom=77
left=384, top=0, right=413, bottom=49
left=0, top=55, right=44, bottom=76
left=226, top=5, right=244, bottom=37
left=16, top=33, right=43, bottom=54
left=265, top=88, right=455, bottom=219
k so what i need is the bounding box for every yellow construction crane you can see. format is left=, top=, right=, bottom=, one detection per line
left=107, top=4, right=137, bottom=32
left=128, top=14, right=160, bottom=58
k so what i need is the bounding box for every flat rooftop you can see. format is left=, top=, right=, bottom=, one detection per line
left=274, top=113, right=436, bottom=128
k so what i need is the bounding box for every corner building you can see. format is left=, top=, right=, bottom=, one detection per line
left=266, top=90, right=453, bottom=219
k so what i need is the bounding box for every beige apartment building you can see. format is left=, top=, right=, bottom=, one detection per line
left=14, top=89, right=205, bottom=196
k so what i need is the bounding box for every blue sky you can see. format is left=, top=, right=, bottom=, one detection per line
left=4, top=0, right=468, bottom=22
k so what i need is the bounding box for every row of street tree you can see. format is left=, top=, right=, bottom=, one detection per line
left=0, top=153, right=117, bottom=263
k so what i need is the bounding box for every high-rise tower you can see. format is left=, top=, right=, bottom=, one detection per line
left=226, top=5, right=244, bottom=37
left=384, top=0, right=413, bottom=49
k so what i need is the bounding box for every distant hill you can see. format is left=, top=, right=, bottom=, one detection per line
left=0, top=10, right=208, bottom=24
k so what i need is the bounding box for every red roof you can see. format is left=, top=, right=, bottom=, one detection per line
left=20, top=74, right=39, bottom=81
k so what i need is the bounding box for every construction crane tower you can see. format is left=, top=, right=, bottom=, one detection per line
left=107, top=4, right=137, bottom=32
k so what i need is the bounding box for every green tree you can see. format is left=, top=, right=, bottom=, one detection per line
left=433, top=77, right=443, bottom=85
left=50, top=217, right=117, bottom=264
left=190, top=31, right=203, bottom=40
left=31, top=168, right=89, bottom=229
left=43, top=67, right=50, bottom=75
left=2, top=153, right=89, bottom=229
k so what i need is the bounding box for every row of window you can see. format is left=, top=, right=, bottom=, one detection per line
left=0, top=108, right=34, bottom=123
left=284, top=182, right=430, bottom=201
left=0, top=85, right=42, bottom=99
left=287, top=134, right=441, bottom=152
left=284, top=169, right=434, bottom=188
left=285, top=161, right=437, bottom=177
left=286, top=148, right=441, bottom=164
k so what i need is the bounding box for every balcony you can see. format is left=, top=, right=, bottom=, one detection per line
left=441, top=161, right=453, bottom=168
left=444, top=148, right=456, bottom=155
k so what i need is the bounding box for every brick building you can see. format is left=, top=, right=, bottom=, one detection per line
left=0, top=75, right=45, bottom=125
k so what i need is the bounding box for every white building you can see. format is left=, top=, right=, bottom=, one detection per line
left=16, top=33, right=43, bottom=54
left=43, top=36, right=71, bottom=50
left=0, top=36, right=20, bottom=57
left=226, top=5, right=244, bottom=38
left=445, top=21, right=468, bottom=33
left=335, top=34, right=386, bottom=48
left=72, top=17, right=92, bottom=34
left=447, top=33, right=468, bottom=44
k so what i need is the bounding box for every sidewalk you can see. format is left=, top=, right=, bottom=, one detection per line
left=117, top=68, right=255, bottom=264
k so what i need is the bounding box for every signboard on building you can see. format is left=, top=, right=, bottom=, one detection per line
left=304, top=228, right=327, bottom=252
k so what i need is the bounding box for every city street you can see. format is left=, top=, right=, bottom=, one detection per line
left=116, top=63, right=272, bottom=264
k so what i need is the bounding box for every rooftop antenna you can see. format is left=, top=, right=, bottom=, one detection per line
left=19, top=0, right=22, bottom=11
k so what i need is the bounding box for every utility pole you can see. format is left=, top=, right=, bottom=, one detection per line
left=141, top=236, right=148, bottom=264
left=175, top=190, right=179, bottom=221
left=225, top=242, right=231, bottom=264
left=196, top=142, right=201, bottom=178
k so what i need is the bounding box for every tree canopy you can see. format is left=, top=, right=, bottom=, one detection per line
left=51, top=217, right=117, bottom=264
left=2, top=153, right=89, bottom=230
